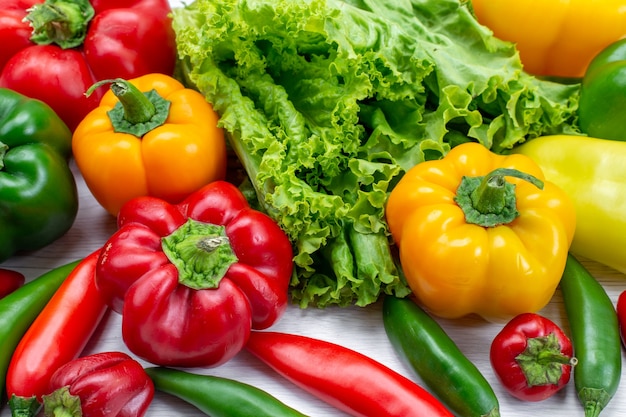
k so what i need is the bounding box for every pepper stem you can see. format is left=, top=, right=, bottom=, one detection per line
left=162, top=219, right=239, bottom=290
left=454, top=167, right=544, bottom=227
left=41, top=386, right=83, bottom=417
left=0, top=141, right=7, bottom=170
left=85, top=78, right=171, bottom=138
left=8, top=395, right=41, bottom=417
left=25, top=0, right=95, bottom=49
left=515, top=333, right=575, bottom=387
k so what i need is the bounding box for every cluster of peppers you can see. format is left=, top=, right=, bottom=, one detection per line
left=1, top=0, right=626, bottom=416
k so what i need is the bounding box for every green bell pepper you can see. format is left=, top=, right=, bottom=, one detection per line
left=0, top=88, right=78, bottom=262
left=578, top=38, right=626, bottom=141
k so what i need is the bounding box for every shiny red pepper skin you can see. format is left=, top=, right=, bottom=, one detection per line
left=6, top=250, right=108, bottom=412
left=245, top=331, right=455, bottom=417
left=42, top=351, right=154, bottom=417
left=490, top=312, right=575, bottom=402
left=0, top=0, right=176, bottom=131
left=0, top=268, right=25, bottom=299
left=95, top=181, right=294, bottom=368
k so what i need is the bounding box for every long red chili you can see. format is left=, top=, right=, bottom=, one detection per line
left=245, top=331, right=454, bottom=417
left=6, top=249, right=108, bottom=416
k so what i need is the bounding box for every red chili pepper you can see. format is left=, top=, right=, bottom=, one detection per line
left=95, top=180, right=294, bottom=368
left=245, top=331, right=454, bottom=417
left=40, top=351, right=154, bottom=417
left=0, top=0, right=176, bottom=131
left=0, top=268, right=25, bottom=299
left=6, top=250, right=109, bottom=416
left=489, top=312, right=576, bottom=402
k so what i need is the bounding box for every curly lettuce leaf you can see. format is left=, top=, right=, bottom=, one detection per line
left=172, top=0, right=580, bottom=307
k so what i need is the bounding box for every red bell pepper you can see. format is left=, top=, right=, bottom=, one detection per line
left=0, top=0, right=176, bottom=131
left=6, top=250, right=109, bottom=416
left=95, top=180, right=294, bottom=368
left=245, top=331, right=454, bottom=417
left=0, top=268, right=25, bottom=299
left=489, top=312, right=576, bottom=402
left=41, top=351, right=154, bottom=417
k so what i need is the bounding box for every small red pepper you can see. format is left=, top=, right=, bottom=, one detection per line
left=95, top=180, right=294, bottom=368
left=489, top=312, right=576, bottom=402
left=245, top=331, right=455, bottom=417
left=6, top=250, right=108, bottom=415
left=0, top=268, right=25, bottom=299
left=0, top=0, right=176, bottom=131
left=41, top=351, right=154, bottom=417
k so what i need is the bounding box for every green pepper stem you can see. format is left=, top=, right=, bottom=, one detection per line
left=470, top=168, right=543, bottom=213
left=162, top=219, right=238, bottom=290
left=8, top=395, right=41, bottom=417
left=85, top=78, right=171, bottom=138
left=455, top=167, right=544, bottom=227
left=41, top=386, right=82, bottom=417
left=0, top=141, right=7, bottom=170
left=25, top=0, right=95, bottom=49
left=86, top=78, right=156, bottom=124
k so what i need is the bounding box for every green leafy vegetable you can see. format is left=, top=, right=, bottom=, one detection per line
left=171, top=0, right=580, bottom=308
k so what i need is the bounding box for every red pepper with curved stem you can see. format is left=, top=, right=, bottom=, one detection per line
left=0, top=268, right=25, bottom=299
left=245, top=331, right=454, bottom=417
left=489, top=312, right=575, bottom=402
left=0, top=0, right=176, bottom=131
left=6, top=250, right=108, bottom=416
left=41, top=351, right=154, bottom=417
left=95, top=180, right=294, bottom=368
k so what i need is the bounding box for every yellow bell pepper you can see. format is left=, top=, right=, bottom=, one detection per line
left=471, top=0, right=626, bottom=79
left=72, top=73, right=227, bottom=216
left=385, top=142, right=576, bottom=321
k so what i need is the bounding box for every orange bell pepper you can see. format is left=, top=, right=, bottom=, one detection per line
left=72, top=73, right=227, bottom=216
left=471, top=0, right=626, bottom=79
left=385, top=142, right=576, bottom=322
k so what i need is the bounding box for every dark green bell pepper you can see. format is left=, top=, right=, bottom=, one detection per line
left=0, top=88, right=78, bottom=262
left=578, top=38, right=626, bottom=141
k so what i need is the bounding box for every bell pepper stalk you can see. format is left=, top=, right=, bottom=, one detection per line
left=578, top=38, right=626, bottom=141
left=0, top=87, right=78, bottom=262
left=385, top=142, right=576, bottom=321
left=490, top=312, right=577, bottom=402
left=0, top=268, right=25, bottom=299
left=73, top=74, right=227, bottom=216
left=471, top=0, right=626, bottom=79
left=40, top=351, right=154, bottom=417
left=95, top=180, right=294, bottom=367
left=0, top=0, right=177, bottom=131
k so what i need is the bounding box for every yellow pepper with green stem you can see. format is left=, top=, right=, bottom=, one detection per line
left=72, top=73, right=227, bottom=217
left=385, top=142, right=576, bottom=322
left=471, top=0, right=626, bottom=79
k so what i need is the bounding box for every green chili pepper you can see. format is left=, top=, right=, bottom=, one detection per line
left=0, top=259, right=80, bottom=401
left=560, top=254, right=622, bottom=417
left=382, top=295, right=500, bottom=417
left=145, top=367, right=309, bottom=417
